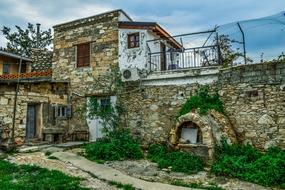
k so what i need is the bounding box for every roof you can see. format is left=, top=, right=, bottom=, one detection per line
left=0, top=50, right=32, bottom=62
left=53, top=9, right=132, bottom=29
left=119, top=21, right=182, bottom=49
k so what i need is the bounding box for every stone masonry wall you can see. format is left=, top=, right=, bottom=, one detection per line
left=0, top=83, right=68, bottom=146
left=122, top=62, right=285, bottom=150
left=31, top=49, right=53, bottom=72
left=218, top=62, right=285, bottom=149
left=52, top=10, right=121, bottom=131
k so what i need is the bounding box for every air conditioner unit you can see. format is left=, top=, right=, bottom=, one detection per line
left=121, top=68, right=140, bottom=82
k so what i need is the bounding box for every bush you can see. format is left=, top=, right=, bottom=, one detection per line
left=179, top=86, right=224, bottom=116
left=85, top=129, right=143, bottom=161
left=211, top=140, right=285, bottom=188
left=148, top=144, right=204, bottom=174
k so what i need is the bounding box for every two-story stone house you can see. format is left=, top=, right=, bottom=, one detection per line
left=52, top=9, right=183, bottom=141
left=0, top=9, right=183, bottom=146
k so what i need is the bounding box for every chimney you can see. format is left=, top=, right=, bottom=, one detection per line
left=36, top=23, right=41, bottom=48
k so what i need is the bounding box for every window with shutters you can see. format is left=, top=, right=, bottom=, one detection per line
left=128, top=33, right=140, bottom=48
left=77, top=43, right=90, bottom=67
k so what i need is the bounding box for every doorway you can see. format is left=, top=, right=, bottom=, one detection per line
left=86, top=96, right=117, bottom=141
left=26, top=104, right=36, bottom=140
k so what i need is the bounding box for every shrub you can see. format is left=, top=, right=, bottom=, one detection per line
left=148, top=144, right=204, bottom=174
left=211, top=140, right=285, bottom=188
left=179, top=86, right=224, bottom=116
left=85, top=129, right=143, bottom=161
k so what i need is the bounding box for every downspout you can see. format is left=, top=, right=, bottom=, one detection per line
left=11, top=54, right=23, bottom=147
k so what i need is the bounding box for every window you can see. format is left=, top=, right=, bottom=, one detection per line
left=77, top=43, right=90, bottom=67
left=100, top=98, right=111, bottom=111
left=55, top=105, right=72, bottom=118
left=56, top=106, right=66, bottom=118
left=3, top=64, right=10, bottom=74
left=128, top=33, right=140, bottom=48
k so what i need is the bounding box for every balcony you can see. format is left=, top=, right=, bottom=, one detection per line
left=149, top=45, right=220, bottom=72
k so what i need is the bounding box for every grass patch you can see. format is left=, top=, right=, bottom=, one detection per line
left=45, top=151, right=52, bottom=156
left=171, top=180, right=224, bottom=190
left=108, top=181, right=135, bottom=190
left=47, top=156, right=59, bottom=160
left=211, top=139, right=285, bottom=188
left=179, top=85, right=224, bottom=116
left=85, top=129, right=143, bottom=161
left=0, top=160, right=88, bottom=190
left=148, top=144, right=204, bottom=174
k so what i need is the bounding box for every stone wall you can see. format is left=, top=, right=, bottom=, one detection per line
left=31, top=49, right=53, bottom=72
left=0, top=82, right=68, bottom=146
left=121, top=62, right=285, bottom=150
left=52, top=10, right=121, bottom=131
left=218, top=62, right=285, bottom=149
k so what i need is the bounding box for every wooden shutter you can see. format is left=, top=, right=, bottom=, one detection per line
left=66, top=105, right=72, bottom=118
left=77, top=43, right=90, bottom=67
left=49, top=105, right=56, bottom=125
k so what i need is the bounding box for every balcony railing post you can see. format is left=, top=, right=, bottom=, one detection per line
left=193, top=48, right=196, bottom=67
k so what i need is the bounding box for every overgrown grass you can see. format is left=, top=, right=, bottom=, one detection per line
left=0, top=160, right=88, bottom=190
left=179, top=86, right=224, bottom=116
left=148, top=144, right=204, bottom=174
left=171, top=180, right=224, bottom=190
left=85, top=129, right=143, bottom=161
left=211, top=139, right=285, bottom=188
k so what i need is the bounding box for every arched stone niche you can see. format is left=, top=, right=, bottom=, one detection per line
left=170, top=110, right=237, bottom=160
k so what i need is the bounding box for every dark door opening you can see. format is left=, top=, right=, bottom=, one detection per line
left=160, top=43, right=166, bottom=71
left=26, top=104, right=36, bottom=140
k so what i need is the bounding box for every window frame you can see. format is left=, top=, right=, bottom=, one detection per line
left=76, top=42, right=91, bottom=68
left=127, top=32, right=140, bottom=49
left=55, top=105, right=67, bottom=118
left=3, top=63, right=10, bottom=74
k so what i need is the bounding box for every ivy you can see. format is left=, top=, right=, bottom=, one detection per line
left=179, top=86, right=224, bottom=116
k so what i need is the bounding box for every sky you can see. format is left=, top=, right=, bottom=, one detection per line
left=0, top=0, right=284, bottom=62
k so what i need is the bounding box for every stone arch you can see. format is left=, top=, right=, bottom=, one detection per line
left=170, top=111, right=237, bottom=160
left=170, top=112, right=214, bottom=147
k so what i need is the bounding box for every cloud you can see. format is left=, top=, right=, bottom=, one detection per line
left=1, top=0, right=115, bottom=28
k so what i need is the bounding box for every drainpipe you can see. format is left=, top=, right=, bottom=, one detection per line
left=11, top=54, right=23, bottom=147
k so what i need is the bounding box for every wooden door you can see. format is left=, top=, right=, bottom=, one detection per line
left=26, top=105, right=36, bottom=140
left=160, top=43, right=166, bottom=71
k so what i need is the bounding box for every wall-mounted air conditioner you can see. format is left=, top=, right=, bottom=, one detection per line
left=121, top=68, right=140, bottom=82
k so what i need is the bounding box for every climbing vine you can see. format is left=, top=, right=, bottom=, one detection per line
left=179, top=85, right=224, bottom=116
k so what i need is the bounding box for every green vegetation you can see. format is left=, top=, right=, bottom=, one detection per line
left=179, top=86, right=224, bottom=116
left=0, top=160, right=88, bottom=190
left=108, top=181, right=135, bottom=190
left=45, top=151, right=52, bottom=156
left=85, top=129, right=143, bottom=161
left=211, top=139, right=285, bottom=188
left=47, top=156, right=59, bottom=160
left=171, top=180, right=224, bottom=190
left=83, top=70, right=143, bottom=161
left=148, top=144, right=204, bottom=174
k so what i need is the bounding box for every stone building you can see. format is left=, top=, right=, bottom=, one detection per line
left=0, top=50, right=69, bottom=147
left=52, top=9, right=181, bottom=141
left=1, top=9, right=284, bottom=155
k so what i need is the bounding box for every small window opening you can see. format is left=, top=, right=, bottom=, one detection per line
left=128, top=33, right=140, bottom=48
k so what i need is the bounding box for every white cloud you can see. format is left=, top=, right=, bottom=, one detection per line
left=2, top=0, right=115, bottom=28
